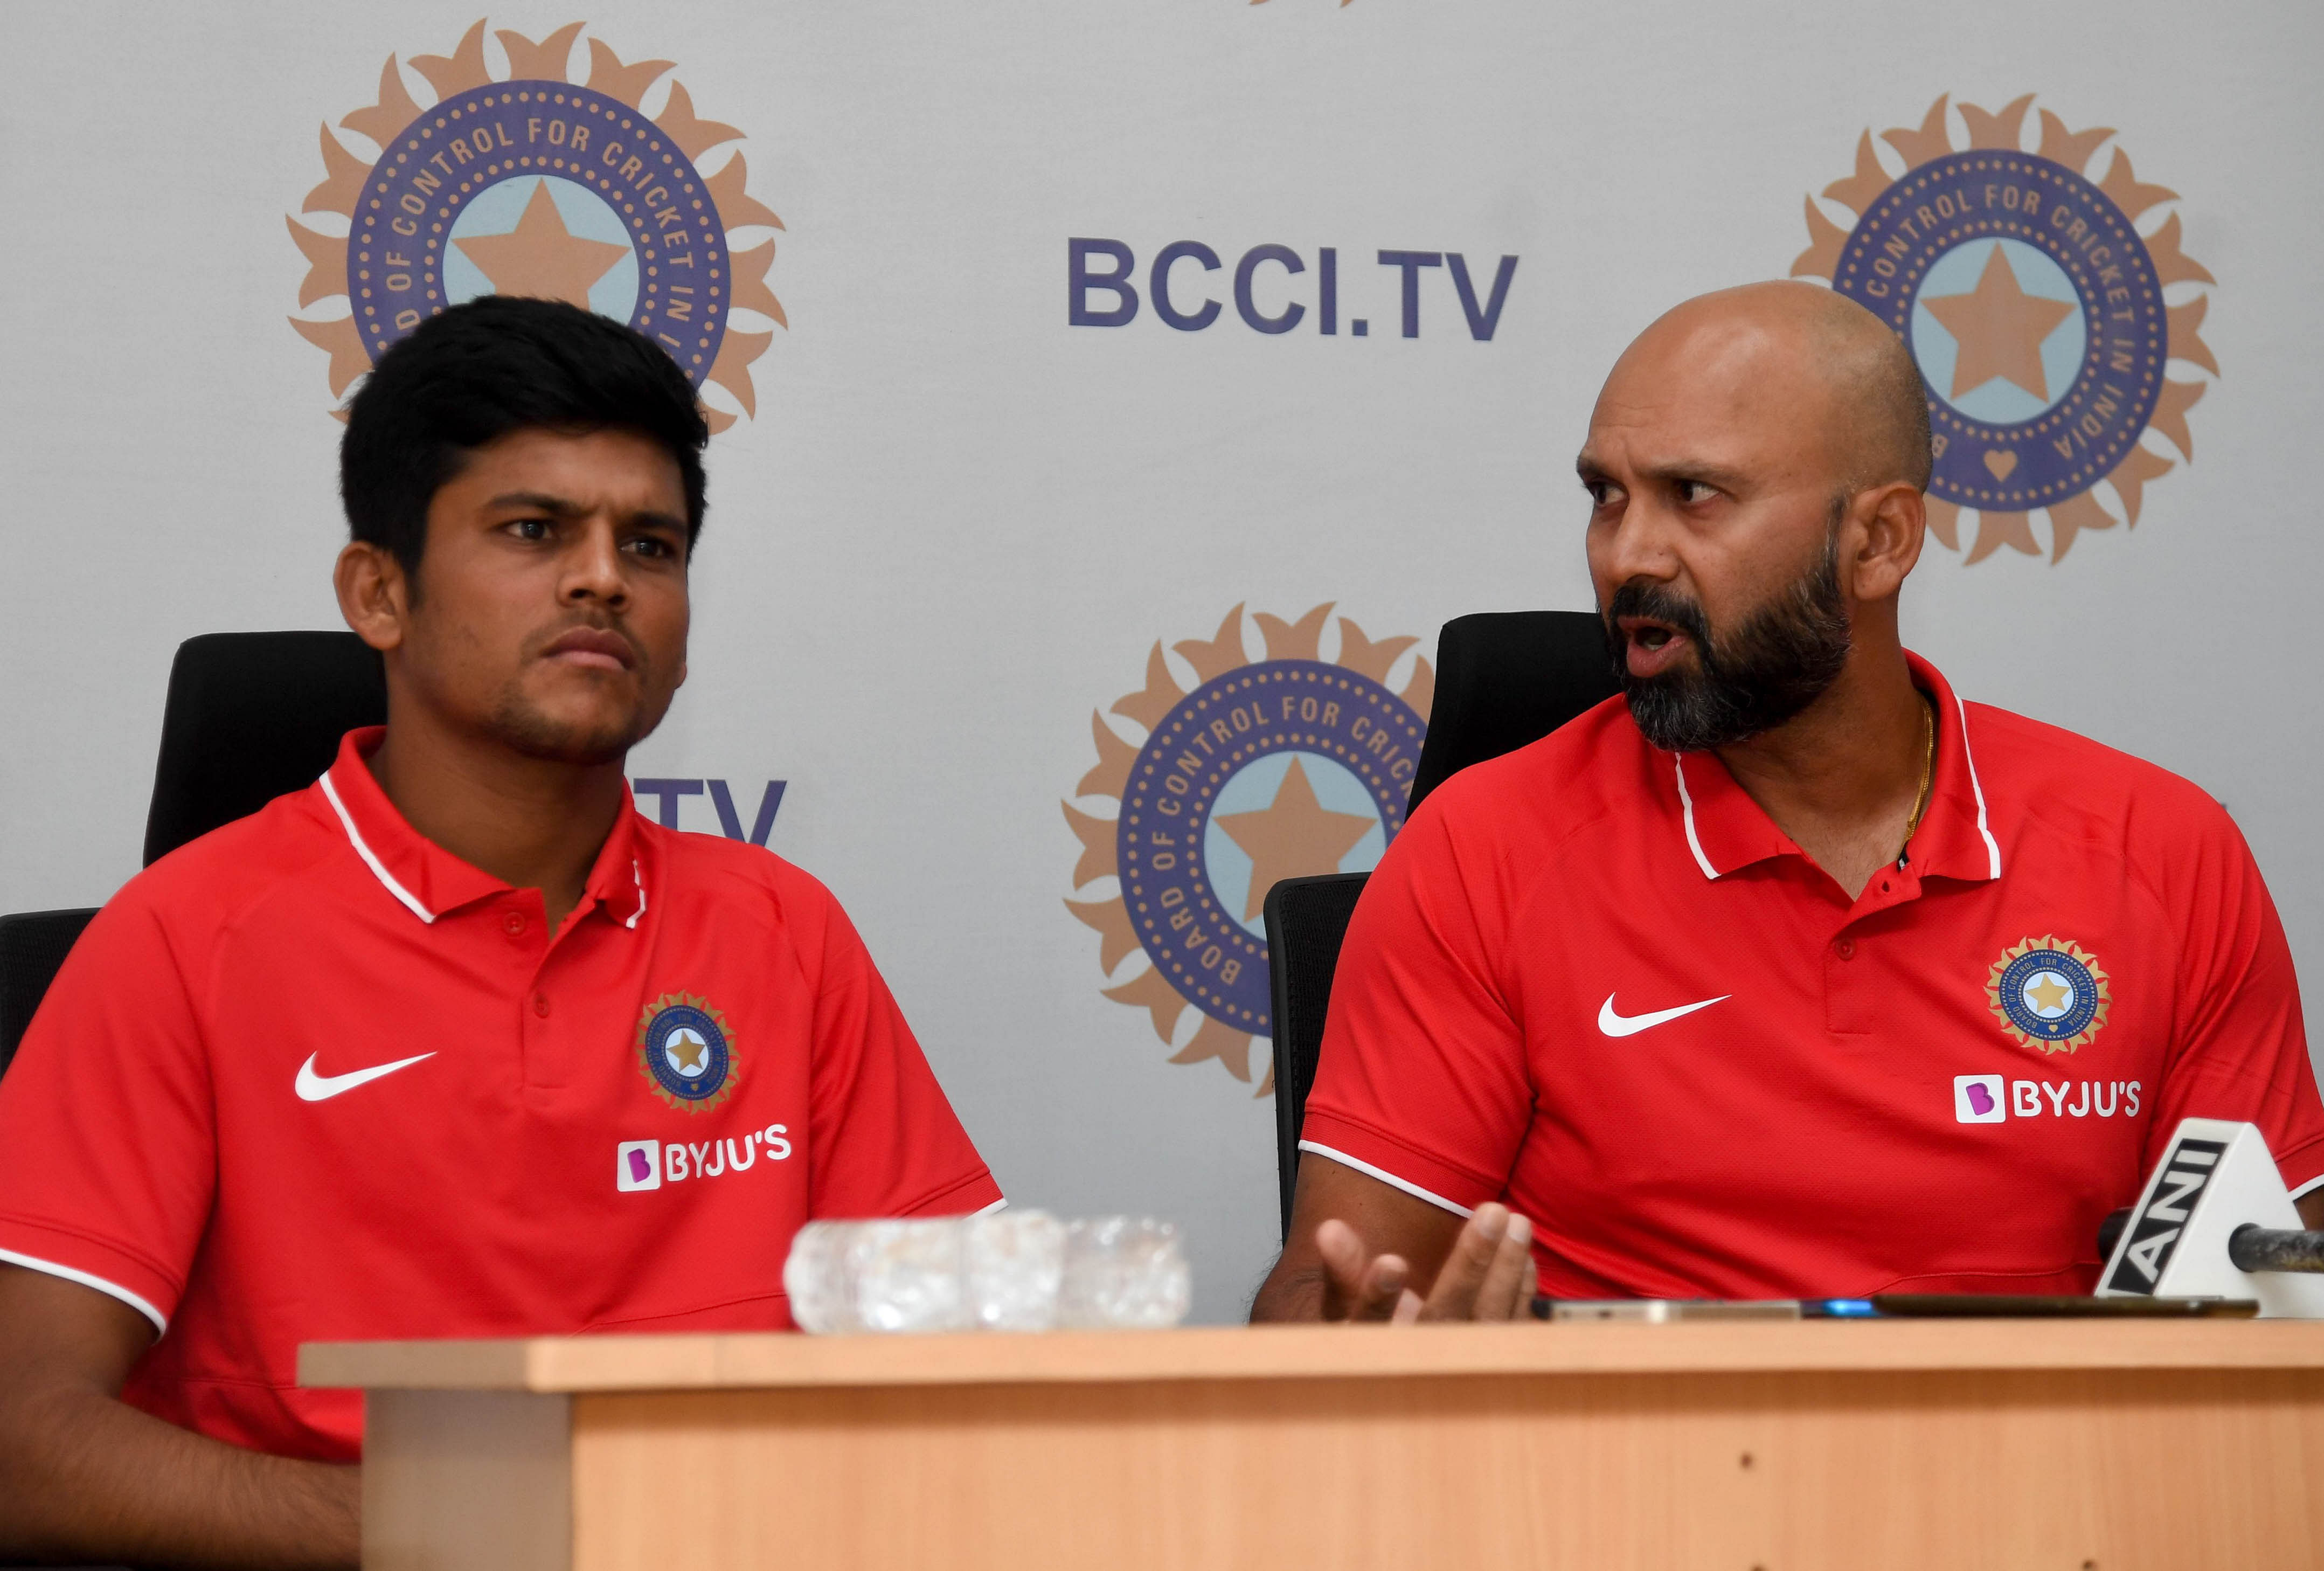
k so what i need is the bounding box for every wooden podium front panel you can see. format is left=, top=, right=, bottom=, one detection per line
left=559, top=1365, right=2324, bottom=1571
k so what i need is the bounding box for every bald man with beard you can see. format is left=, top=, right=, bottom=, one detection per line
left=1251, top=281, right=2324, bottom=1324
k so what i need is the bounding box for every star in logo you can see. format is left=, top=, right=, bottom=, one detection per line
left=1215, top=758, right=1377, bottom=919
left=2024, top=972, right=2072, bottom=1016
left=1921, top=243, right=2078, bottom=402
left=665, top=1027, right=711, bottom=1076
left=452, top=179, right=631, bottom=310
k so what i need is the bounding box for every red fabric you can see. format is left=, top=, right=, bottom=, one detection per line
left=0, top=729, right=998, bottom=1461
left=1304, top=654, right=2324, bottom=1300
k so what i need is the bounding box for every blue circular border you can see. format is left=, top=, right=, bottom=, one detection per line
left=350, top=81, right=730, bottom=385
left=1997, top=949, right=2099, bottom=1042
left=1832, top=150, right=2167, bottom=511
left=643, top=1003, right=731, bottom=1101
left=1115, top=661, right=1425, bottom=1034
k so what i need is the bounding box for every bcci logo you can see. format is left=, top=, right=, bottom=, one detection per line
left=636, top=992, right=740, bottom=1112
left=1793, top=95, right=2214, bottom=564
left=288, top=19, right=783, bottom=427
left=1987, top=935, right=2111, bottom=1054
left=1064, top=606, right=1431, bottom=1091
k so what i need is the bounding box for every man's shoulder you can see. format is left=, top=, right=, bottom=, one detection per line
left=1412, top=694, right=1652, bottom=850
left=1969, top=699, right=2228, bottom=818
left=631, top=815, right=849, bottom=930
left=110, top=788, right=346, bottom=932
left=1967, top=698, right=2240, bottom=859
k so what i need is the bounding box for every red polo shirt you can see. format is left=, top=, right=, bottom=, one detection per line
left=0, top=729, right=1000, bottom=1461
left=1302, top=654, right=2324, bottom=1298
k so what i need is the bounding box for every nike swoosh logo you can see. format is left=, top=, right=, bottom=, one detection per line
left=1597, top=993, right=1729, bottom=1037
left=295, top=1051, right=436, bottom=1102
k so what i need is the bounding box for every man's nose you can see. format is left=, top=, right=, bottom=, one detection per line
left=559, top=519, right=628, bottom=606
left=1592, top=496, right=1681, bottom=591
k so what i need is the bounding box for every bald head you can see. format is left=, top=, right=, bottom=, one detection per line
left=1579, top=282, right=1937, bottom=753
left=1611, top=280, right=1931, bottom=495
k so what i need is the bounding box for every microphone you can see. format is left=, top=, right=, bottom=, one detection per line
left=2094, top=1118, right=2324, bottom=1317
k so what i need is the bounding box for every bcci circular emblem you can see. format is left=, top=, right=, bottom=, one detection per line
left=1793, top=95, right=2215, bottom=564
left=1064, top=605, right=1431, bottom=1092
left=289, top=20, right=785, bottom=430
left=636, top=992, right=740, bottom=1112
left=1987, top=935, right=2111, bottom=1054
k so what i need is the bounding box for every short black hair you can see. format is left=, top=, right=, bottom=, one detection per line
left=340, top=295, right=709, bottom=576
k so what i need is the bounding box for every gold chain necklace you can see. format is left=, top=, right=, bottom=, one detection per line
left=1899, top=693, right=1936, bottom=860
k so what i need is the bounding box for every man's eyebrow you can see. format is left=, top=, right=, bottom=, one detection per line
left=484, top=490, right=587, bottom=516
left=483, top=494, right=686, bottom=534
left=1633, top=458, right=1751, bottom=491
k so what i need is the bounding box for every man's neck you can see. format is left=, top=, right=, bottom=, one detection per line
left=365, top=712, right=627, bottom=932
left=1711, top=642, right=1927, bottom=901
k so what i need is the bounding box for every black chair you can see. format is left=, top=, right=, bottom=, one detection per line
left=1406, top=610, right=1620, bottom=815
left=0, top=633, right=387, bottom=1077
left=1262, top=610, right=1621, bottom=1236
left=143, top=632, right=387, bottom=866
left=1261, top=872, right=1372, bottom=1239
left=0, top=909, right=101, bottom=1076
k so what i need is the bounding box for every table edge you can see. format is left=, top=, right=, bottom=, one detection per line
left=298, top=1319, right=2324, bottom=1392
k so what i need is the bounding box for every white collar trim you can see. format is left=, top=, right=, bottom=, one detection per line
left=319, top=769, right=436, bottom=924
left=1673, top=755, right=1722, bottom=880
left=1954, top=699, right=2003, bottom=879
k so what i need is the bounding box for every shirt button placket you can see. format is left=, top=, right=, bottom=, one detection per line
left=1826, top=930, right=1875, bottom=1035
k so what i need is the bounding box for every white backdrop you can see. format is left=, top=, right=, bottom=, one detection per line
left=4, top=0, right=2319, bottom=1321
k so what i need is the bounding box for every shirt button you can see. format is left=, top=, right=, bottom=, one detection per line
left=1834, top=938, right=1856, bottom=960
left=503, top=911, right=526, bottom=936
left=532, top=992, right=552, bottom=1018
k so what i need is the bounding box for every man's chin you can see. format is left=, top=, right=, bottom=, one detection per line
left=1621, top=673, right=1749, bottom=754
left=485, top=700, right=658, bottom=767
left=502, top=729, right=636, bottom=767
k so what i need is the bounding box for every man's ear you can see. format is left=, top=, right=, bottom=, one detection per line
left=335, top=541, right=412, bottom=653
left=1848, top=482, right=1926, bottom=602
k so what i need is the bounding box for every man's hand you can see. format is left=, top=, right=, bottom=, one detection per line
left=1251, top=1151, right=1538, bottom=1323
left=0, top=1263, right=359, bottom=1569
left=1316, top=1203, right=1537, bottom=1323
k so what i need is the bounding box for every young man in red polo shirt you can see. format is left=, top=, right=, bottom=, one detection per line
left=1252, top=281, right=2324, bottom=1324
left=0, top=297, right=1001, bottom=1566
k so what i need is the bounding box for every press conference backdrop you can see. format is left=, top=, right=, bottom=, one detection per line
left=2, top=0, right=2317, bottom=1321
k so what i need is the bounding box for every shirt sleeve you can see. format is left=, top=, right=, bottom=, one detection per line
left=777, top=868, right=1003, bottom=1220
left=2141, top=799, right=2324, bottom=1197
left=0, top=889, right=217, bottom=1332
left=1296, top=793, right=1532, bottom=1214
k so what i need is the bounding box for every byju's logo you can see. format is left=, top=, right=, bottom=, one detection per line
left=1954, top=1074, right=2006, bottom=1123
left=1069, top=240, right=1517, bottom=341
left=614, top=1127, right=794, bottom=1193
left=1952, top=1074, right=2143, bottom=1124
left=615, top=1139, right=662, bottom=1191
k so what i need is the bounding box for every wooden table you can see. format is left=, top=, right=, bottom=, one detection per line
left=301, top=1319, right=2324, bottom=1570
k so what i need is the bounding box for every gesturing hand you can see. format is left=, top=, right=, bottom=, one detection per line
left=1315, top=1202, right=1537, bottom=1323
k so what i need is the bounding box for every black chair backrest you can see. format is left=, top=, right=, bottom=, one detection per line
left=0, top=908, right=100, bottom=1075
left=143, top=632, right=387, bottom=866
left=2, top=634, right=387, bottom=1082
left=1261, top=610, right=1620, bottom=1235
left=1406, top=610, right=1619, bottom=816
left=1262, top=871, right=1371, bottom=1240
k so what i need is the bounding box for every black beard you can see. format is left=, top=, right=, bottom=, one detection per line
left=1602, top=534, right=1852, bottom=752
